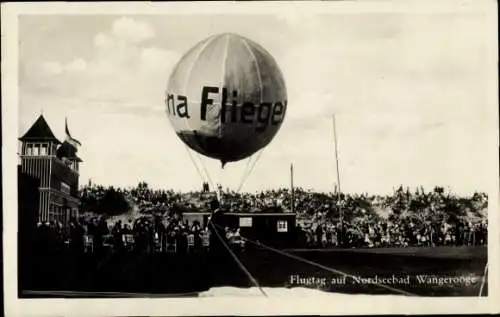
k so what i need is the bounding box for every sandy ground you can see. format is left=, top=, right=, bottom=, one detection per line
left=198, top=286, right=372, bottom=297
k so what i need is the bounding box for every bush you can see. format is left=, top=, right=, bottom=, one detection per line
left=80, top=186, right=130, bottom=216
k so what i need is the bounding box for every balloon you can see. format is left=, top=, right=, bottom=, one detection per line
left=165, top=33, right=287, bottom=167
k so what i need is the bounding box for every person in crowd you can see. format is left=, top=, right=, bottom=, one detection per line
left=69, top=218, right=85, bottom=254
left=34, top=183, right=488, bottom=255
left=111, top=220, right=124, bottom=251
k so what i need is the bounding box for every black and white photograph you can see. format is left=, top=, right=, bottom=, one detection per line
left=2, top=1, right=499, bottom=316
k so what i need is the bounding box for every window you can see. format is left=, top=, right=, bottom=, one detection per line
left=26, top=144, right=33, bottom=156
left=69, top=161, right=79, bottom=171
left=40, top=144, right=48, bottom=155
left=239, top=217, right=252, bottom=227
left=33, top=144, right=40, bottom=156
left=277, top=220, right=288, bottom=233
left=61, top=182, right=71, bottom=194
left=63, top=158, right=72, bottom=167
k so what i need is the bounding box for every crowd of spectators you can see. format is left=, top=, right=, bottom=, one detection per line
left=39, top=183, right=488, bottom=252
left=33, top=213, right=215, bottom=255
left=291, top=186, right=488, bottom=248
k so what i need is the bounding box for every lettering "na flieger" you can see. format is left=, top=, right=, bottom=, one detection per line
left=166, top=86, right=287, bottom=132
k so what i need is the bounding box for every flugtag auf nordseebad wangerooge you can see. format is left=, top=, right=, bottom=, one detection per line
left=288, top=273, right=479, bottom=287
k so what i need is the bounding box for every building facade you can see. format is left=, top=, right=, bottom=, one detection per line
left=18, top=166, right=40, bottom=237
left=221, top=212, right=297, bottom=248
left=182, top=210, right=298, bottom=248
left=18, top=115, right=82, bottom=225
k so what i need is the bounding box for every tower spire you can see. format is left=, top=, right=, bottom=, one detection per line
left=19, top=114, right=61, bottom=144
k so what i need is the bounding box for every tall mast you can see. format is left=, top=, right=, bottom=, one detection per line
left=290, top=163, right=295, bottom=214
left=333, top=114, right=341, bottom=193
left=332, top=114, right=344, bottom=245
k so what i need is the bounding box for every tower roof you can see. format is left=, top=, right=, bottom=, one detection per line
left=19, top=115, right=61, bottom=144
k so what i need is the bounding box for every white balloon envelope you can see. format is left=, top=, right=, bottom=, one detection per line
left=165, top=33, right=288, bottom=167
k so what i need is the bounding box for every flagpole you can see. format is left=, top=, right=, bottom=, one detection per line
left=333, top=114, right=341, bottom=193
left=332, top=114, right=344, bottom=246
left=290, top=163, right=295, bottom=214
left=65, top=117, right=81, bottom=146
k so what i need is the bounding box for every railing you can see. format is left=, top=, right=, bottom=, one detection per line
left=75, top=232, right=216, bottom=254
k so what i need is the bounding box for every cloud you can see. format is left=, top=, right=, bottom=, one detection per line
left=22, top=17, right=181, bottom=114
left=40, top=58, right=88, bottom=76
left=17, top=13, right=494, bottom=195
left=277, top=11, right=492, bottom=129
left=140, top=47, right=180, bottom=74
left=65, top=58, right=87, bottom=72
left=40, top=61, right=64, bottom=75
left=93, top=17, right=156, bottom=48
left=94, top=32, right=114, bottom=49
left=111, top=16, right=155, bottom=44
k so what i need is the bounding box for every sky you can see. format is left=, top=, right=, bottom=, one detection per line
left=17, top=5, right=497, bottom=195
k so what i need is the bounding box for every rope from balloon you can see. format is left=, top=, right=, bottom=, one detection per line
left=183, top=144, right=206, bottom=184
left=208, top=219, right=268, bottom=297
left=194, top=151, right=215, bottom=191
left=240, top=156, right=254, bottom=184
left=211, top=222, right=416, bottom=297
left=236, top=149, right=264, bottom=193
left=234, top=155, right=256, bottom=193
left=182, top=143, right=216, bottom=192
left=182, top=135, right=262, bottom=195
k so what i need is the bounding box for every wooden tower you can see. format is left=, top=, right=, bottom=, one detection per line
left=18, top=115, right=82, bottom=225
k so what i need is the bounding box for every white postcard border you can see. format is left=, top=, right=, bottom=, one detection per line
left=2, top=1, right=499, bottom=316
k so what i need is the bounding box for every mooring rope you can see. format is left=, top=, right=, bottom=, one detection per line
left=183, top=143, right=217, bottom=193
left=236, top=155, right=255, bottom=192
left=183, top=145, right=206, bottom=184
left=478, top=262, right=488, bottom=296
left=208, top=219, right=268, bottom=297
left=212, top=223, right=416, bottom=297
left=237, top=149, right=264, bottom=193
left=195, top=151, right=215, bottom=191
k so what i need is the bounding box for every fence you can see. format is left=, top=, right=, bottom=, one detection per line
left=75, top=232, right=214, bottom=254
